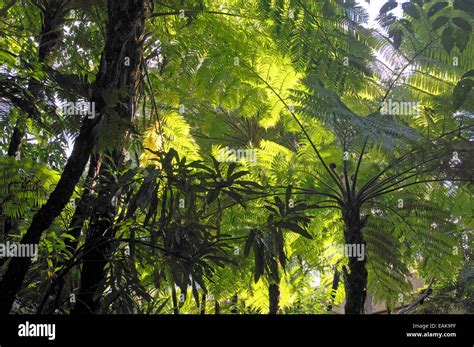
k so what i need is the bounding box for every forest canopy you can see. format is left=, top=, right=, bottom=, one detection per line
left=0, top=0, right=473, bottom=315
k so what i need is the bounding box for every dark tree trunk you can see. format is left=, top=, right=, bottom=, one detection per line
left=326, top=267, right=340, bottom=312
left=3, top=126, right=24, bottom=236
left=0, top=115, right=100, bottom=313
left=268, top=258, right=280, bottom=314
left=64, top=153, right=102, bottom=253
left=37, top=0, right=68, bottom=65
left=0, top=0, right=147, bottom=314
left=37, top=154, right=102, bottom=314
left=200, top=293, right=206, bottom=314
left=268, top=283, right=280, bottom=314
left=6, top=126, right=24, bottom=157
left=71, top=0, right=149, bottom=315
left=342, top=205, right=368, bottom=314
left=70, top=175, right=119, bottom=314
left=171, top=286, right=179, bottom=315
left=0, top=92, right=105, bottom=313
left=214, top=300, right=220, bottom=314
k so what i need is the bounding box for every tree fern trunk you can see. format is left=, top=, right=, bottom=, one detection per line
left=342, top=206, right=368, bottom=314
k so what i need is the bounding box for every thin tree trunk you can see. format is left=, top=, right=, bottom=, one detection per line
left=200, top=293, right=206, bottom=315
left=268, top=283, right=280, bottom=314
left=342, top=205, right=368, bottom=314
left=64, top=153, right=102, bottom=253
left=268, top=258, right=280, bottom=314
left=214, top=300, right=220, bottom=314
left=71, top=0, right=149, bottom=315
left=171, top=286, right=179, bottom=315
left=326, top=267, right=340, bottom=312
left=6, top=126, right=24, bottom=157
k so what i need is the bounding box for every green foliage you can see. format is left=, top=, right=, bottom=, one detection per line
left=0, top=157, right=58, bottom=223
left=0, top=0, right=472, bottom=315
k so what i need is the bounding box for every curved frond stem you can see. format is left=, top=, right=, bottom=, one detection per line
left=361, top=167, right=437, bottom=203
left=296, top=0, right=343, bottom=66
left=351, top=137, right=368, bottom=200
left=241, top=62, right=345, bottom=194
left=358, top=125, right=473, bottom=198
left=203, top=190, right=340, bottom=219
left=142, top=61, right=166, bottom=151
left=378, top=36, right=437, bottom=108
left=359, top=150, right=461, bottom=201
left=294, top=169, right=342, bottom=198
left=342, top=137, right=351, bottom=200
left=288, top=186, right=343, bottom=205
left=362, top=178, right=471, bottom=204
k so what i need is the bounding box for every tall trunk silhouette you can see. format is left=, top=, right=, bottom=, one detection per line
left=71, top=0, right=149, bottom=315
left=342, top=204, right=368, bottom=314
left=0, top=0, right=148, bottom=314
